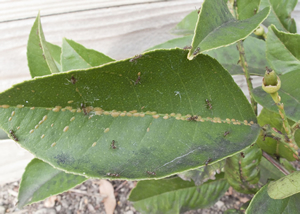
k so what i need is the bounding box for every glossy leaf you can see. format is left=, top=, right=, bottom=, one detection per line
left=129, top=175, right=229, bottom=214
left=0, top=49, right=259, bottom=180
left=61, top=38, right=114, bottom=72
left=253, top=71, right=300, bottom=122
left=246, top=184, right=300, bottom=213
left=259, top=157, right=284, bottom=185
left=268, top=171, right=300, bottom=199
left=256, top=108, right=297, bottom=161
left=266, top=25, right=300, bottom=75
left=187, top=0, right=270, bottom=59
left=260, top=0, right=297, bottom=33
left=46, top=42, right=62, bottom=72
left=224, top=144, right=262, bottom=194
left=147, top=36, right=268, bottom=76
left=171, top=10, right=198, bottom=36
left=178, top=160, right=225, bottom=186
left=237, top=0, right=260, bottom=20
left=18, top=158, right=87, bottom=208
left=27, top=13, right=60, bottom=78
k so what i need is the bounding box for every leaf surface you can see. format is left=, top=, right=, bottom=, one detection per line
left=259, top=157, right=284, bottom=185
left=253, top=71, right=300, bottom=122
left=0, top=49, right=259, bottom=179
left=187, top=0, right=270, bottom=59
left=260, top=0, right=297, bottom=33
left=128, top=175, right=229, bottom=214
left=27, top=13, right=60, bottom=77
left=61, top=38, right=114, bottom=72
left=266, top=25, right=300, bottom=75
left=147, top=36, right=268, bottom=76
left=246, top=184, right=300, bottom=213
left=224, top=144, right=262, bottom=194
left=268, top=171, right=300, bottom=199
left=18, top=158, right=87, bottom=208
left=46, top=42, right=62, bottom=72
left=237, top=0, right=260, bottom=20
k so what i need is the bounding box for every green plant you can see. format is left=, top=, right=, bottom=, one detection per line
left=1, top=0, right=300, bottom=213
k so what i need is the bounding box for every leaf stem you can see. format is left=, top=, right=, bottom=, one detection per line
left=262, top=151, right=289, bottom=176
left=236, top=41, right=257, bottom=115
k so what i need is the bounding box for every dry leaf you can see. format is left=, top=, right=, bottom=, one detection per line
left=99, top=180, right=116, bottom=214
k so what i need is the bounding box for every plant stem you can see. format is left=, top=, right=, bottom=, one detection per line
left=236, top=41, right=257, bottom=115
left=262, top=151, right=290, bottom=176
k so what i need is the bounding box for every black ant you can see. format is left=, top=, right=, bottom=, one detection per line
left=111, top=140, right=117, bottom=149
left=205, top=158, right=212, bottom=166
left=205, top=99, right=212, bottom=110
left=224, top=131, right=230, bottom=137
left=187, top=115, right=198, bottom=121
left=193, top=47, right=200, bottom=55
left=197, top=7, right=201, bottom=14
left=240, top=152, right=245, bottom=158
left=9, top=130, right=19, bottom=141
left=106, top=173, right=120, bottom=177
left=70, top=76, right=77, bottom=84
left=183, top=46, right=192, bottom=50
left=147, top=171, right=156, bottom=176
left=80, top=103, right=87, bottom=115
left=134, top=72, right=141, bottom=85
left=130, top=54, right=143, bottom=63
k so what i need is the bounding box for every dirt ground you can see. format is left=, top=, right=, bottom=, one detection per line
left=0, top=179, right=251, bottom=214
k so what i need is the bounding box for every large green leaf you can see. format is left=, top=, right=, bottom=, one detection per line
left=27, top=13, right=60, bottom=78
left=237, top=0, right=261, bottom=20
left=246, top=184, right=300, bottom=214
left=0, top=49, right=259, bottom=179
left=178, top=159, right=225, bottom=186
left=128, top=175, right=229, bottom=214
left=224, top=144, right=262, bottom=194
left=61, top=38, right=114, bottom=72
left=187, top=0, right=270, bottom=59
left=268, top=171, right=300, bottom=199
left=253, top=71, right=300, bottom=122
left=147, top=36, right=268, bottom=76
left=171, top=10, right=198, bottom=36
left=18, top=158, right=87, bottom=208
left=260, top=0, right=297, bottom=33
left=266, top=25, right=300, bottom=75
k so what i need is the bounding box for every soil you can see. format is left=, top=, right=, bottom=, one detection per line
left=0, top=179, right=251, bottom=214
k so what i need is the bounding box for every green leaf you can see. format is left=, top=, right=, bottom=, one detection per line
left=224, top=144, right=262, bottom=194
left=18, top=158, right=87, bottom=208
left=171, top=10, right=198, bottom=35
left=246, top=184, right=300, bottom=213
left=0, top=49, right=259, bottom=179
left=178, top=160, right=225, bottom=186
left=187, top=0, right=270, bottom=59
left=237, top=0, right=261, bottom=20
left=259, top=157, right=284, bottom=185
left=46, top=42, right=62, bottom=72
left=256, top=108, right=297, bottom=161
left=268, top=171, right=300, bottom=199
left=205, top=36, right=268, bottom=76
left=61, top=38, right=114, bottom=72
left=147, top=36, right=268, bottom=76
left=129, top=176, right=229, bottom=214
left=260, top=0, right=297, bottom=33
left=253, top=71, right=300, bottom=122
left=266, top=25, right=300, bottom=75
left=27, top=13, right=60, bottom=78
